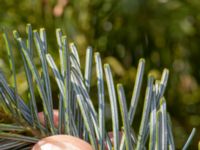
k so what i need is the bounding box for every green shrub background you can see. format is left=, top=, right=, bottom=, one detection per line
left=0, top=0, right=199, bottom=149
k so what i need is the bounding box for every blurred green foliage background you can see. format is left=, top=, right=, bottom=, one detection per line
left=0, top=0, right=200, bottom=149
